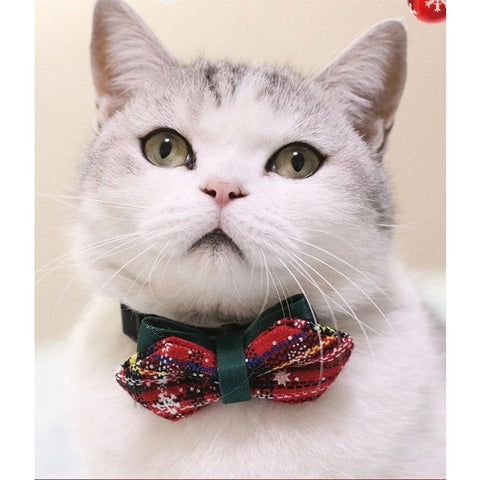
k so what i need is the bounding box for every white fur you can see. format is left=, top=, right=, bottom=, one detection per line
left=67, top=1, right=445, bottom=477
left=68, top=266, right=444, bottom=478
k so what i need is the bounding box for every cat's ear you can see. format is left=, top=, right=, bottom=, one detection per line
left=316, top=20, right=407, bottom=155
left=91, top=0, right=177, bottom=125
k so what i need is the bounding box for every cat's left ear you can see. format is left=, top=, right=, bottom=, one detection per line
left=91, top=0, right=177, bottom=126
left=315, top=20, right=407, bottom=155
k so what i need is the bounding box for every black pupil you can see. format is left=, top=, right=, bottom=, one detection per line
left=291, top=151, right=305, bottom=172
left=159, top=138, right=173, bottom=158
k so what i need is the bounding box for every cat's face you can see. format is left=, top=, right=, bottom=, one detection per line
left=76, top=0, right=406, bottom=327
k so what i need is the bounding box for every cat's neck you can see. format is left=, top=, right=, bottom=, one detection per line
left=115, top=261, right=415, bottom=338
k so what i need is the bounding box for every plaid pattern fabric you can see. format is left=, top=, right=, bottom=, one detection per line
left=116, top=317, right=354, bottom=421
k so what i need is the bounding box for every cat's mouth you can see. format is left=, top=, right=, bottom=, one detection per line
left=188, top=228, right=244, bottom=259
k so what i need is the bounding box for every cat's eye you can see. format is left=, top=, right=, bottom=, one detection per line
left=267, top=143, right=325, bottom=179
left=141, top=129, right=194, bottom=169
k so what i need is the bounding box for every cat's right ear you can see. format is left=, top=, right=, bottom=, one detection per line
left=91, top=0, right=177, bottom=126
left=314, top=20, right=407, bottom=156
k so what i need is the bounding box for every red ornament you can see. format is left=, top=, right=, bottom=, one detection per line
left=408, top=0, right=446, bottom=23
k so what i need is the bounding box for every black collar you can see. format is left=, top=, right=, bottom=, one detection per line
left=120, top=303, right=145, bottom=342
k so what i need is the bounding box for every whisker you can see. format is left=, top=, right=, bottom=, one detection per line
left=299, top=227, right=363, bottom=262
left=133, top=239, right=173, bottom=299
left=299, top=249, right=398, bottom=339
left=36, top=230, right=144, bottom=275
left=282, top=251, right=379, bottom=348
left=42, top=273, right=81, bottom=338
left=149, top=249, right=176, bottom=304
left=34, top=233, right=154, bottom=285
left=277, top=259, right=326, bottom=382
left=262, top=252, right=283, bottom=313
left=270, top=265, right=293, bottom=320
left=81, top=241, right=156, bottom=315
left=283, top=250, right=342, bottom=331
left=253, top=250, right=271, bottom=322
left=285, top=249, right=380, bottom=336
left=37, top=192, right=148, bottom=210
left=288, top=234, right=395, bottom=304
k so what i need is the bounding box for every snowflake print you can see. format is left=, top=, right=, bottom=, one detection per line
left=425, top=0, right=446, bottom=13
left=273, top=370, right=291, bottom=386
left=152, top=392, right=181, bottom=415
left=407, top=0, right=417, bottom=15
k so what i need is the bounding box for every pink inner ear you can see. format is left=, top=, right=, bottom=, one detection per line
left=314, top=20, right=407, bottom=150
left=90, top=0, right=178, bottom=125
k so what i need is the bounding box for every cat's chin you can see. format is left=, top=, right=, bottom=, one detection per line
left=186, top=228, right=245, bottom=265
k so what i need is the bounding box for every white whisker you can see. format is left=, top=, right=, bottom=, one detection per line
left=288, top=234, right=396, bottom=304
left=281, top=253, right=376, bottom=358
left=277, top=259, right=325, bottom=381
left=80, top=240, right=156, bottom=315
left=299, top=249, right=398, bottom=339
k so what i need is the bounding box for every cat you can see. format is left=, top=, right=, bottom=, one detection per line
left=67, top=0, right=445, bottom=477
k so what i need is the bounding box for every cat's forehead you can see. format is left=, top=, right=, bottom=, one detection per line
left=191, top=61, right=305, bottom=107
left=177, top=62, right=328, bottom=150
left=115, top=61, right=345, bottom=157
left=197, top=82, right=297, bottom=149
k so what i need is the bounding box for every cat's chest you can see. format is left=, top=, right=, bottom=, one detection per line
left=68, top=295, right=441, bottom=478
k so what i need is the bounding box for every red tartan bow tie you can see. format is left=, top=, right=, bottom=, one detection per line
left=116, top=295, right=354, bottom=421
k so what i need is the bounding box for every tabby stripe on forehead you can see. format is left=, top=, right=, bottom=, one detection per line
left=204, top=65, right=222, bottom=107
left=229, top=65, right=244, bottom=97
left=265, top=71, right=280, bottom=96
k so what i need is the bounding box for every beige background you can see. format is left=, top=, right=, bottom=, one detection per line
left=35, top=0, right=445, bottom=344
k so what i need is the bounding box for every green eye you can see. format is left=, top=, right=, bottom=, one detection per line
left=142, top=129, right=193, bottom=168
left=268, top=143, right=325, bottom=179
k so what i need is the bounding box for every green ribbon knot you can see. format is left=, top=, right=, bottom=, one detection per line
left=215, top=329, right=251, bottom=403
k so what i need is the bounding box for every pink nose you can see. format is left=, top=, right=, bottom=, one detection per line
left=201, top=180, right=246, bottom=207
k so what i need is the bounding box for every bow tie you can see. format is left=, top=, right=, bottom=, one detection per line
left=116, top=295, right=354, bottom=421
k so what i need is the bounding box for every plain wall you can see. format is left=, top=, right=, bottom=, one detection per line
left=36, top=0, right=445, bottom=343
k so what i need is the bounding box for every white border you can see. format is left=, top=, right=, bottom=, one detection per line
left=0, top=1, right=34, bottom=479
left=447, top=1, right=480, bottom=479
left=5, top=0, right=475, bottom=478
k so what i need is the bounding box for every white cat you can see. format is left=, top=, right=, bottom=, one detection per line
left=67, top=0, right=445, bottom=477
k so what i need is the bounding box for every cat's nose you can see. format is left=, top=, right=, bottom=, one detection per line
left=201, top=180, right=247, bottom=207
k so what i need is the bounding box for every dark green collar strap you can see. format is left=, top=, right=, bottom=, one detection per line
left=136, top=314, right=215, bottom=352
left=120, top=294, right=314, bottom=404
left=242, top=294, right=315, bottom=343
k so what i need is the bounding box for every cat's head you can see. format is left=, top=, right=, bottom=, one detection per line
left=75, top=0, right=407, bottom=328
